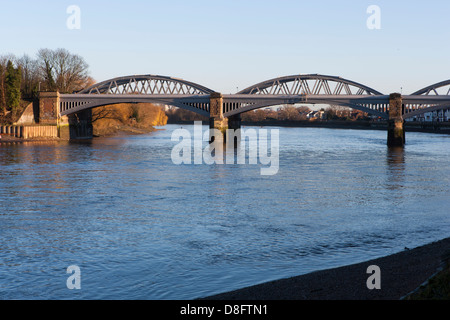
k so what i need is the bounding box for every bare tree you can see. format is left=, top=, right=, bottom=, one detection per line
left=36, top=48, right=90, bottom=93
left=280, top=105, right=302, bottom=121
left=92, top=106, right=119, bottom=123
left=37, top=49, right=56, bottom=91
left=17, top=54, right=40, bottom=98
left=0, top=54, right=17, bottom=68
left=53, top=48, right=89, bottom=93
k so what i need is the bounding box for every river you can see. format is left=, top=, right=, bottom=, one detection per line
left=0, top=124, right=449, bottom=299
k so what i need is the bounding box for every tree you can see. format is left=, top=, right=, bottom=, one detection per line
left=37, top=49, right=56, bottom=91
left=0, top=64, right=5, bottom=116
left=279, top=105, right=302, bottom=121
left=5, top=60, right=21, bottom=116
left=53, top=48, right=90, bottom=92
left=92, top=106, right=119, bottom=123
left=325, top=106, right=338, bottom=120
left=0, top=55, right=17, bottom=116
left=254, top=109, right=267, bottom=122
left=37, top=48, right=90, bottom=93
left=296, top=106, right=310, bottom=120
left=17, top=54, right=40, bottom=98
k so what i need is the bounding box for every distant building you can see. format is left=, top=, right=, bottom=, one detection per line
left=405, top=109, right=450, bottom=122
left=306, top=110, right=325, bottom=120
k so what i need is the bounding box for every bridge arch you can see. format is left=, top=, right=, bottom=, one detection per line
left=60, top=75, right=215, bottom=116
left=403, top=79, right=450, bottom=119
left=79, top=74, right=214, bottom=95
left=237, top=74, right=383, bottom=96
left=223, top=99, right=389, bottom=119
left=224, top=74, right=388, bottom=118
left=411, top=79, right=450, bottom=96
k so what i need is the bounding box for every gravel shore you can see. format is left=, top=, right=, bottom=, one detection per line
left=202, top=237, right=450, bottom=300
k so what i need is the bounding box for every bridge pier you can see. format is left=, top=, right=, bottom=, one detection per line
left=38, top=92, right=93, bottom=140
left=387, top=93, right=405, bottom=147
left=209, top=92, right=227, bottom=134
left=38, top=92, right=61, bottom=125
left=209, top=93, right=241, bottom=142
left=209, top=92, right=228, bottom=142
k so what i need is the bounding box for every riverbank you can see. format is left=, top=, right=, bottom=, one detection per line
left=242, top=120, right=450, bottom=134
left=167, top=119, right=450, bottom=134
left=93, top=103, right=167, bottom=137
left=0, top=134, right=63, bottom=143
left=93, top=124, right=158, bottom=137
left=202, top=237, right=450, bottom=300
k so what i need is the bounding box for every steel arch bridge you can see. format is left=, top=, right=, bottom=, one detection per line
left=59, top=74, right=450, bottom=119
left=60, top=75, right=215, bottom=117
left=402, top=80, right=450, bottom=119
left=223, top=74, right=387, bottom=118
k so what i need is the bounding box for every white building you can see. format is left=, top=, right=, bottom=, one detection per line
left=405, top=109, right=450, bottom=122
left=306, top=110, right=325, bottom=120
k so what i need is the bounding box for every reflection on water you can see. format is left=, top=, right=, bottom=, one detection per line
left=387, top=146, right=405, bottom=167
left=0, top=125, right=449, bottom=300
left=386, top=147, right=405, bottom=191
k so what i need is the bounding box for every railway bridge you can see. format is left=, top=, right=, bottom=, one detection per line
left=36, top=74, right=450, bottom=146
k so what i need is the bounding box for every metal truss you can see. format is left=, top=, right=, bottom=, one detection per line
left=237, top=74, right=383, bottom=96
left=60, top=94, right=211, bottom=117
left=59, top=74, right=450, bottom=120
left=223, top=74, right=388, bottom=118
left=61, top=75, right=214, bottom=116
left=222, top=94, right=390, bottom=118
left=411, top=80, right=450, bottom=96
left=79, top=75, right=214, bottom=95
left=403, top=80, right=450, bottom=118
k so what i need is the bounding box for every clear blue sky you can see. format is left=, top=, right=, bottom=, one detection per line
left=1, top=0, right=449, bottom=94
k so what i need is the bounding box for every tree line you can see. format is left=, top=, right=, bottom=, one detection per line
left=165, top=105, right=371, bottom=123
left=0, top=48, right=93, bottom=121
left=240, top=105, right=370, bottom=122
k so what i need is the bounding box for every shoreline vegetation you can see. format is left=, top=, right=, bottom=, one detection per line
left=0, top=49, right=94, bottom=125
left=202, top=237, right=450, bottom=300
left=91, top=103, right=168, bottom=137
left=0, top=103, right=168, bottom=142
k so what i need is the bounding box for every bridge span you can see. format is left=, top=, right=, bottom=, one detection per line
left=35, top=74, right=450, bottom=146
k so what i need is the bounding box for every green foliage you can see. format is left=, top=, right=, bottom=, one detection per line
left=0, top=48, right=92, bottom=123
left=5, top=61, right=21, bottom=116
left=0, top=63, right=5, bottom=115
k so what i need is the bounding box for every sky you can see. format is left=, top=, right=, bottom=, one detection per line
left=1, top=0, right=450, bottom=95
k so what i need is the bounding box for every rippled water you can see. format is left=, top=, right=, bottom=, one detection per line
left=0, top=124, right=449, bottom=299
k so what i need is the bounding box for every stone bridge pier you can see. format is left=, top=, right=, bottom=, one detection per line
left=39, top=92, right=93, bottom=140
left=209, top=92, right=241, bottom=142
left=388, top=93, right=405, bottom=147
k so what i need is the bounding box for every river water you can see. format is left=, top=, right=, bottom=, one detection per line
left=0, top=124, right=449, bottom=299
